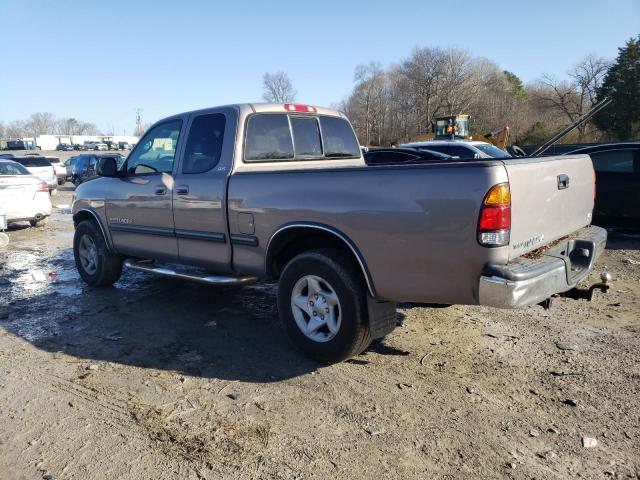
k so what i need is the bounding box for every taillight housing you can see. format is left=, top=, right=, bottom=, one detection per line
left=36, top=181, right=48, bottom=192
left=478, top=183, right=511, bottom=247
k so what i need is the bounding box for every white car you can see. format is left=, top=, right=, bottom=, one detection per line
left=399, top=140, right=512, bottom=159
left=13, top=156, right=58, bottom=192
left=46, top=156, right=67, bottom=185
left=94, top=143, right=108, bottom=151
left=0, top=160, right=52, bottom=228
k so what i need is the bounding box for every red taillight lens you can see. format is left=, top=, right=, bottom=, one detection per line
left=478, top=183, right=511, bottom=247
left=37, top=181, right=48, bottom=192
left=53, top=166, right=57, bottom=175
left=479, top=205, right=511, bottom=230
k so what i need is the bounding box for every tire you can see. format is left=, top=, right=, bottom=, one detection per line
left=74, top=219, right=123, bottom=287
left=277, top=249, right=371, bottom=364
left=29, top=217, right=48, bottom=228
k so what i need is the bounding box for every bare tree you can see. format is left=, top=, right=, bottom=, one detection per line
left=5, top=120, right=26, bottom=138
left=24, top=112, right=57, bottom=136
left=262, top=71, right=297, bottom=103
left=533, top=55, right=610, bottom=141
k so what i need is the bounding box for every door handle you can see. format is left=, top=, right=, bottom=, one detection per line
left=176, top=185, right=189, bottom=195
left=155, top=187, right=167, bottom=195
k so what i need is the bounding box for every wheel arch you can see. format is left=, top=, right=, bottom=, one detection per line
left=265, top=223, right=377, bottom=297
left=73, top=208, right=114, bottom=252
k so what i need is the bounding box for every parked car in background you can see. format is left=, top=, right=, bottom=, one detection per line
left=565, top=142, right=640, bottom=228
left=72, top=103, right=606, bottom=363
left=93, top=143, right=108, bottom=151
left=400, top=140, right=512, bottom=159
left=73, top=143, right=87, bottom=151
left=364, top=147, right=452, bottom=165
left=13, top=156, right=57, bottom=192
left=65, top=156, right=77, bottom=181
left=0, top=153, right=16, bottom=159
left=0, top=159, right=52, bottom=227
left=118, top=141, right=130, bottom=150
left=56, top=143, right=73, bottom=151
left=71, top=153, right=125, bottom=185
left=46, top=156, right=68, bottom=185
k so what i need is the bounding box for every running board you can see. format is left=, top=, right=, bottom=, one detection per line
left=124, top=259, right=258, bottom=286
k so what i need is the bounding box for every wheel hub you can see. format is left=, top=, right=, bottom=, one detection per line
left=291, top=275, right=341, bottom=343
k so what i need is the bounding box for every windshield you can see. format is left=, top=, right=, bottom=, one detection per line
left=475, top=144, right=512, bottom=158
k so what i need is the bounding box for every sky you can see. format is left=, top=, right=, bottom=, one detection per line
left=0, top=0, right=638, bottom=135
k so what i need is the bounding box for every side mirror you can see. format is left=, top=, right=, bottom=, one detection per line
left=96, top=157, right=118, bottom=177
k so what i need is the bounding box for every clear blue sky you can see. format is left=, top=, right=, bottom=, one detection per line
left=0, top=0, right=638, bottom=135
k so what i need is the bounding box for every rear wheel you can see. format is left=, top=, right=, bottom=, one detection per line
left=74, top=219, right=123, bottom=286
left=277, top=249, right=371, bottom=364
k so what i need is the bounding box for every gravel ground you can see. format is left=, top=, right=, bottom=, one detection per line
left=0, top=185, right=639, bottom=480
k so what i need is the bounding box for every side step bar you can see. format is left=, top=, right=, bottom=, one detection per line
left=124, top=259, right=258, bottom=286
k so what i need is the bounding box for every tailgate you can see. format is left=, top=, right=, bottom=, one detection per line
left=504, top=154, right=594, bottom=261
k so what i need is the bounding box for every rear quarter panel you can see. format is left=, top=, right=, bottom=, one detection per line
left=228, top=162, right=508, bottom=304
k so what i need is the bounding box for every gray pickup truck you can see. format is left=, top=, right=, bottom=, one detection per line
left=72, top=103, right=608, bottom=363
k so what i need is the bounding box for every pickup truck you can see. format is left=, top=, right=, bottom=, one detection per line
left=71, top=103, right=608, bottom=363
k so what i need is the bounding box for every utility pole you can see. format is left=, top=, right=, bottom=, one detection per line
left=135, top=108, right=143, bottom=136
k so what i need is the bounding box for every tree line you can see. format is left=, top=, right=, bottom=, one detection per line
left=339, top=36, right=639, bottom=147
left=0, top=112, right=100, bottom=139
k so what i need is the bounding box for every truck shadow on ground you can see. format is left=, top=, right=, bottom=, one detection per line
left=0, top=247, right=405, bottom=383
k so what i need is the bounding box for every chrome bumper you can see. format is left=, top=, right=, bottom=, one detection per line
left=478, top=225, right=607, bottom=309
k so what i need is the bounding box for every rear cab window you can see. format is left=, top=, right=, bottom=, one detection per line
left=15, top=157, right=51, bottom=167
left=244, top=113, right=359, bottom=162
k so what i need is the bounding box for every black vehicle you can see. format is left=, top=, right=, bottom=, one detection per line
left=565, top=142, right=640, bottom=228
left=56, top=143, right=73, bottom=151
left=72, top=153, right=125, bottom=186
left=118, top=141, right=130, bottom=150
left=364, top=147, right=452, bottom=166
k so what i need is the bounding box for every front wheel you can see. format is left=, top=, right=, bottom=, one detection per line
left=277, top=249, right=371, bottom=364
left=74, top=219, right=123, bottom=286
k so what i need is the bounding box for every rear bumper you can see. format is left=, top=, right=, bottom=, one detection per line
left=478, top=225, right=607, bottom=309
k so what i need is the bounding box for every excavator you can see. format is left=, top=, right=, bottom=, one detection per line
left=412, top=114, right=510, bottom=149
left=409, top=96, right=612, bottom=157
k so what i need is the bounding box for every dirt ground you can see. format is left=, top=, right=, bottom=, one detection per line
left=1, top=181, right=639, bottom=479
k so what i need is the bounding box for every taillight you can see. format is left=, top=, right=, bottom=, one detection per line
left=284, top=103, right=318, bottom=113
left=36, top=181, right=48, bottom=192
left=478, top=183, right=511, bottom=247
left=52, top=166, right=57, bottom=175
left=593, top=168, right=596, bottom=199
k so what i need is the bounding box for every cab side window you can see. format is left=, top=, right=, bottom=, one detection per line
left=182, top=114, right=226, bottom=174
left=126, top=120, right=183, bottom=176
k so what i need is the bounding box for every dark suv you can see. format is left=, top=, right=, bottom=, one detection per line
left=72, top=153, right=125, bottom=186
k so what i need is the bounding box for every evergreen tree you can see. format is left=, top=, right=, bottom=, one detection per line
left=594, top=36, right=640, bottom=140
